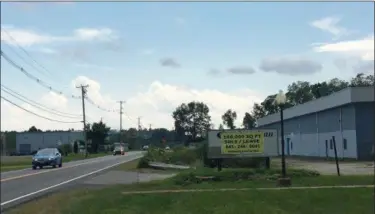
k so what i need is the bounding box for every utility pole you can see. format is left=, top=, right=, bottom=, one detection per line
left=1, top=133, right=6, bottom=156
left=149, top=124, right=152, bottom=130
left=76, top=84, right=89, bottom=158
left=117, top=101, right=125, bottom=142
left=137, top=117, right=142, bottom=131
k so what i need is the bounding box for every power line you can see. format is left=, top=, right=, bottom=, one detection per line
left=85, top=95, right=119, bottom=113
left=1, top=50, right=81, bottom=99
left=1, top=27, right=57, bottom=80
left=1, top=96, right=82, bottom=124
left=1, top=85, right=82, bottom=119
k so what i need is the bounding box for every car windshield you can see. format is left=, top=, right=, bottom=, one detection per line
left=36, top=149, right=54, bottom=155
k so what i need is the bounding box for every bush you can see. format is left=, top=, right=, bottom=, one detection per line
left=137, top=156, right=150, bottom=168
left=59, top=144, right=72, bottom=156
left=222, top=158, right=267, bottom=168
left=137, top=147, right=200, bottom=169
left=172, top=168, right=320, bottom=186
left=73, top=141, right=78, bottom=154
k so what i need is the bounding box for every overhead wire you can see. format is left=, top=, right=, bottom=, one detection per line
left=1, top=50, right=81, bottom=99
left=1, top=96, right=82, bottom=124
left=1, top=27, right=61, bottom=81
left=85, top=95, right=119, bottom=113
left=1, top=85, right=82, bottom=119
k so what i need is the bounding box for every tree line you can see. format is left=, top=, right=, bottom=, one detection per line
left=172, top=73, right=374, bottom=143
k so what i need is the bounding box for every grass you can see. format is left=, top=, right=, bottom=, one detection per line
left=8, top=175, right=374, bottom=214
left=0, top=153, right=109, bottom=172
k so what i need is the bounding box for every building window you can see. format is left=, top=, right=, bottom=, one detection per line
left=290, top=141, right=293, bottom=150
left=325, top=140, right=328, bottom=149
left=343, top=139, right=347, bottom=150
left=330, top=139, right=333, bottom=150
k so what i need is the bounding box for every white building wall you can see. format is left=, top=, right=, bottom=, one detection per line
left=278, top=130, right=357, bottom=159
left=16, top=132, right=84, bottom=153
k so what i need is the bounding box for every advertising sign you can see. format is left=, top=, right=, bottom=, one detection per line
left=207, top=129, right=278, bottom=159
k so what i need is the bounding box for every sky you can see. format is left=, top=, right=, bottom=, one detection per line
left=1, top=2, right=374, bottom=131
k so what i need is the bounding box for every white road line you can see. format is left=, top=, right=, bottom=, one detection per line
left=0, top=155, right=136, bottom=181
left=0, top=155, right=143, bottom=206
left=0, top=156, right=111, bottom=175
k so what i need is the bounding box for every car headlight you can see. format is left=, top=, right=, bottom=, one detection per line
left=33, top=158, right=38, bottom=161
left=49, top=157, right=55, bottom=160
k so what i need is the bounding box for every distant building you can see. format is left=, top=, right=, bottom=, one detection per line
left=257, top=86, right=374, bottom=160
left=16, top=131, right=84, bottom=154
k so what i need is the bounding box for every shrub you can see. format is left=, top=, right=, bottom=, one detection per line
left=137, top=156, right=150, bottom=168
left=137, top=147, right=200, bottom=169
left=222, top=158, right=267, bottom=168
left=59, top=144, right=72, bottom=156
left=73, top=141, right=78, bottom=154
left=168, top=148, right=198, bottom=165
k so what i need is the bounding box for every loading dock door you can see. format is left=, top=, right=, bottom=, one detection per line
left=19, top=144, right=31, bottom=155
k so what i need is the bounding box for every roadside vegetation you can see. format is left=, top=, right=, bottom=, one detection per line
left=8, top=143, right=374, bottom=214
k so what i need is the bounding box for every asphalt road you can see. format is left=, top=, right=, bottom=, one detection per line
left=0, top=151, right=144, bottom=211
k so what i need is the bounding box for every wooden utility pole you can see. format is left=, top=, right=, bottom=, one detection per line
left=117, top=101, right=125, bottom=142
left=76, top=84, right=89, bottom=158
left=1, top=133, right=6, bottom=156
left=137, top=117, right=142, bottom=131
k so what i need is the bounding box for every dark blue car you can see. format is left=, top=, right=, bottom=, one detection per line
left=32, top=148, right=62, bottom=170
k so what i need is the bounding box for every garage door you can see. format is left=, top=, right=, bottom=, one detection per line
left=19, top=144, right=31, bottom=155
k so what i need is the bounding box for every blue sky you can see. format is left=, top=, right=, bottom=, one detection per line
left=1, top=2, right=374, bottom=131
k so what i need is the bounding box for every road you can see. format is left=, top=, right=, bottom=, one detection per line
left=0, top=151, right=144, bottom=211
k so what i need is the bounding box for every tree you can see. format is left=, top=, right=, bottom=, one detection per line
left=250, top=73, right=374, bottom=120
left=218, top=124, right=224, bottom=130
left=172, top=101, right=211, bottom=142
left=86, top=121, right=111, bottom=153
left=251, top=103, right=266, bottom=119
left=350, top=73, right=374, bottom=86
left=222, top=109, right=237, bottom=129
left=242, top=112, right=256, bottom=129
left=28, top=126, right=42, bottom=132
left=73, top=141, right=78, bottom=154
left=287, top=81, right=314, bottom=105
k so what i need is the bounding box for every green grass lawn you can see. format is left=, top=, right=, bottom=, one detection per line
left=0, top=153, right=109, bottom=172
left=8, top=175, right=374, bottom=214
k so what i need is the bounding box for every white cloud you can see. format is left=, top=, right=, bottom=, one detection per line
left=1, top=25, right=119, bottom=47
left=1, top=76, right=265, bottom=131
left=312, top=36, right=374, bottom=61
left=310, top=16, right=349, bottom=39
left=73, top=28, right=117, bottom=42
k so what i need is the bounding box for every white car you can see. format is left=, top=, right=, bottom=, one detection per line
left=165, top=146, right=170, bottom=150
left=142, top=145, right=149, bottom=150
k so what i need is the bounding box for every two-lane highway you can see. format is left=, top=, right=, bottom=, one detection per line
left=1, top=151, right=144, bottom=210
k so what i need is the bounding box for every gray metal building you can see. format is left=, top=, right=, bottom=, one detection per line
left=257, top=86, right=374, bottom=160
left=16, top=131, right=84, bottom=154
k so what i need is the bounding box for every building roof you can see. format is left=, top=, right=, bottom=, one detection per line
left=257, top=86, right=374, bottom=126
